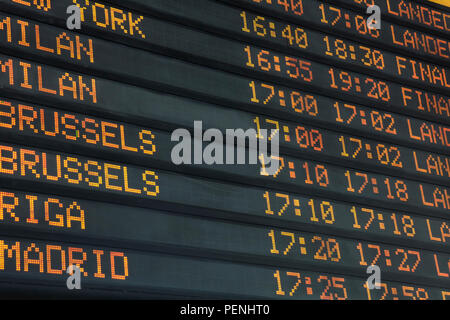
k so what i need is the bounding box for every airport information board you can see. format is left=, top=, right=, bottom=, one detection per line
left=0, top=0, right=448, bottom=299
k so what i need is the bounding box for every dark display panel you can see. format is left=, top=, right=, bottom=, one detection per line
left=0, top=6, right=449, bottom=125
left=1, top=52, right=449, bottom=157
left=0, top=187, right=449, bottom=287
left=0, top=0, right=447, bottom=298
left=0, top=235, right=448, bottom=299
left=2, top=0, right=450, bottom=92
left=0, top=140, right=449, bottom=217
left=0, top=96, right=448, bottom=186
